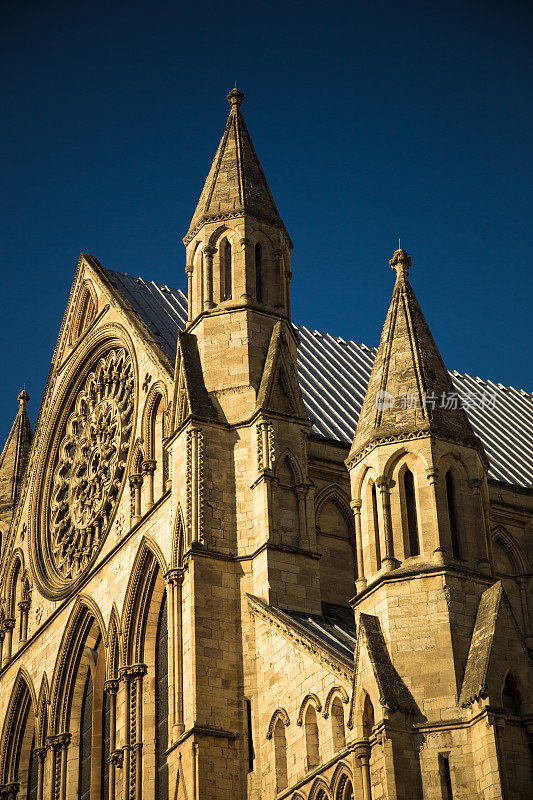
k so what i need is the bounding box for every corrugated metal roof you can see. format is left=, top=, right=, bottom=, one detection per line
left=104, top=269, right=533, bottom=489
left=283, top=605, right=357, bottom=661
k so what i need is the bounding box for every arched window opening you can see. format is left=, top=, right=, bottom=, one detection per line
left=273, top=718, right=288, bottom=792
left=362, top=694, right=374, bottom=739
left=153, top=396, right=167, bottom=499
left=404, top=469, right=420, bottom=557
left=502, top=674, right=522, bottom=717
left=156, top=592, right=169, bottom=800
left=255, top=243, right=263, bottom=303
left=223, top=239, right=232, bottom=300
left=78, top=669, right=94, bottom=800
left=305, top=705, right=320, bottom=770
left=101, top=687, right=111, bottom=799
left=27, top=732, right=39, bottom=800
left=330, top=698, right=346, bottom=752
left=445, top=471, right=461, bottom=559
left=371, top=483, right=381, bottom=568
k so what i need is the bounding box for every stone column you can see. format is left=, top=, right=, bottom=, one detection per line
left=351, top=499, right=367, bottom=592
left=129, top=474, right=143, bottom=525
left=239, top=237, right=251, bottom=301
left=185, top=265, right=193, bottom=321
left=104, top=680, right=120, bottom=800
left=33, top=747, right=47, bottom=800
left=0, top=627, right=5, bottom=667
left=354, top=742, right=372, bottom=800
left=166, top=569, right=185, bottom=738
left=3, top=619, right=15, bottom=664
left=141, top=459, right=156, bottom=509
left=426, top=467, right=446, bottom=564
left=47, top=733, right=71, bottom=800
left=203, top=247, right=215, bottom=310
left=18, top=600, right=30, bottom=643
left=469, top=479, right=491, bottom=573
left=376, top=477, right=398, bottom=571
left=517, top=577, right=533, bottom=648
left=120, top=664, right=147, bottom=800
left=295, top=485, right=309, bottom=547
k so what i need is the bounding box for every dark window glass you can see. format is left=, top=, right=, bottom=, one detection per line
left=502, top=674, right=521, bottom=716
left=224, top=240, right=232, bottom=299
left=101, top=688, right=111, bottom=799
left=246, top=698, right=254, bottom=772
left=78, top=670, right=93, bottom=800
left=439, top=754, right=454, bottom=800
left=445, top=472, right=461, bottom=559
left=27, top=732, right=39, bottom=800
left=156, top=592, right=169, bottom=800
left=255, top=243, right=263, bottom=303
left=404, top=470, right=420, bottom=556
left=371, top=483, right=381, bottom=566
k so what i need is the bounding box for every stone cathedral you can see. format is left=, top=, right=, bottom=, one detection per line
left=0, top=88, right=532, bottom=800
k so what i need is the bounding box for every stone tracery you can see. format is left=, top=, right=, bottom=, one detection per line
left=48, top=348, right=134, bottom=581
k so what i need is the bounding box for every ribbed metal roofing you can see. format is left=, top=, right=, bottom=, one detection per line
left=105, top=269, right=533, bottom=489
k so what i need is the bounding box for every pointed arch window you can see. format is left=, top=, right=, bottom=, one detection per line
left=502, top=673, right=521, bottom=716
left=445, top=471, right=461, bottom=559
left=330, top=697, right=346, bottom=752
left=255, top=243, right=263, bottom=303
left=155, top=591, right=169, bottom=799
left=304, top=705, right=320, bottom=770
left=371, top=483, right=381, bottom=567
left=273, top=718, right=288, bottom=792
left=223, top=239, right=232, bottom=300
left=78, top=670, right=94, bottom=800
left=404, top=469, right=420, bottom=557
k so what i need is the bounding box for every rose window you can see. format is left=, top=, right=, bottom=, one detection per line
left=47, top=348, right=134, bottom=581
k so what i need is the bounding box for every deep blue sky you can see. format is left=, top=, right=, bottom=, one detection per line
left=2, top=0, right=532, bottom=444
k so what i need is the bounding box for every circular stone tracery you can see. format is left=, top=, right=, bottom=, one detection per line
left=47, top=347, right=134, bottom=582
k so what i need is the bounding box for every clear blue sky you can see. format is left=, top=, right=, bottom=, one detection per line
left=2, top=0, right=532, bottom=444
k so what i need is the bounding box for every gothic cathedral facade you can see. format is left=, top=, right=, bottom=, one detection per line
left=0, top=89, right=532, bottom=800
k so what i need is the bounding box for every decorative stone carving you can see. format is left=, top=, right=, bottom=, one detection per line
left=36, top=347, right=134, bottom=593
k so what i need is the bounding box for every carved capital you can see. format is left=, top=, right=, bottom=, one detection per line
left=0, top=783, right=20, bottom=800
left=110, top=749, right=124, bottom=768
left=17, top=600, right=30, bottom=613
left=141, top=459, right=156, bottom=475
left=239, top=237, right=251, bottom=249
left=426, top=467, right=439, bottom=485
left=129, top=473, right=144, bottom=489
left=350, top=499, right=362, bottom=513
left=185, top=265, right=194, bottom=276
left=104, top=679, right=120, bottom=695
left=4, top=618, right=15, bottom=631
left=165, top=567, right=185, bottom=587
left=119, top=663, right=148, bottom=681
left=33, top=747, right=48, bottom=763
left=376, top=475, right=390, bottom=491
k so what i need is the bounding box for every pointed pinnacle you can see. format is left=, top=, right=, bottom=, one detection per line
left=389, top=248, right=412, bottom=281
left=227, top=87, right=244, bottom=110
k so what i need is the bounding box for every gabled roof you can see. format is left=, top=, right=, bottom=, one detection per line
left=103, top=267, right=533, bottom=488
left=349, top=249, right=483, bottom=463
left=184, top=88, right=290, bottom=245
left=0, top=391, right=32, bottom=509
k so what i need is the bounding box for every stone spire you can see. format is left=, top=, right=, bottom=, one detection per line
left=348, top=250, right=485, bottom=464
left=184, top=88, right=290, bottom=246
left=0, top=390, right=32, bottom=508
